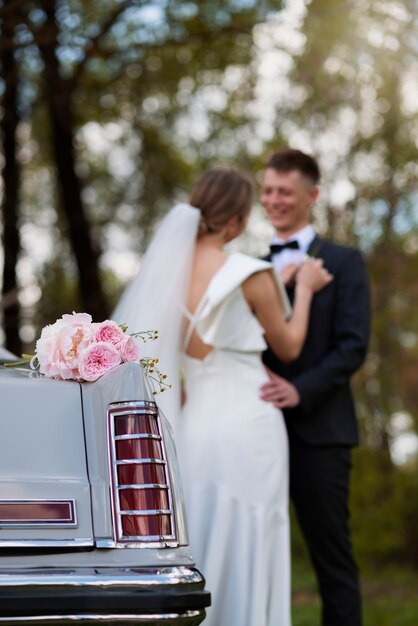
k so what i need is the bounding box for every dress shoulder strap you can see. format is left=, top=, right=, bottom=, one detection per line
left=181, top=293, right=209, bottom=352
left=200, top=253, right=291, bottom=318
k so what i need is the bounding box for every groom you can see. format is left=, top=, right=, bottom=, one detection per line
left=260, top=149, right=370, bottom=626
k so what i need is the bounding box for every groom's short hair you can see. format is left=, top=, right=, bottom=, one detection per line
left=266, top=149, right=320, bottom=185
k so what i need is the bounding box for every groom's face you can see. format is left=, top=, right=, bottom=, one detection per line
left=260, top=168, right=318, bottom=237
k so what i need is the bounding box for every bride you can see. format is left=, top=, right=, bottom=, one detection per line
left=113, top=167, right=332, bottom=626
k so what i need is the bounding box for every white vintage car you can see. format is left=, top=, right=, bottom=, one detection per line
left=0, top=351, right=210, bottom=625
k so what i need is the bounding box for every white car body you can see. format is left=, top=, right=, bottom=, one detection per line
left=0, top=359, right=210, bottom=625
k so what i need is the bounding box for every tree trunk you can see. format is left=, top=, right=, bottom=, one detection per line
left=37, top=1, right=109, bottom=320
left=0, top=8, right=22, bottom=355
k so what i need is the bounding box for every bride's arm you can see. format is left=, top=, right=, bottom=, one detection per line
left=242, top=260, right=332, bottom=362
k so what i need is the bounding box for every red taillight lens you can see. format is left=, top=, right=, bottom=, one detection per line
left=115, top=414, right=159, bottom=436
left=119, top=488, right=169, bottom=511
left=108, top=402, right=176, bottom=545
left=0, top=500, right=76, bottom=525
left=122, top=514, right=172, bottom=537
left=116, top=438, right=163, bottom=460
left=117, top=463, right=166, bottom=485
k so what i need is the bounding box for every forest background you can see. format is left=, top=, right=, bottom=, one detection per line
left=1, top=1, right=418, bottom=624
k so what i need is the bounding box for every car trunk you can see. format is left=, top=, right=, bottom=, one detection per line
left=0, top=367, right=93, bottom=548
left=0, top=362, right=188, bottom=554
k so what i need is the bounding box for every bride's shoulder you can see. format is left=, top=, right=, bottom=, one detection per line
left=227, top=252, right=273, bottom=276
left=211, top=253, right=274, bottom=296
left=201, top=253, right=275, bottom=314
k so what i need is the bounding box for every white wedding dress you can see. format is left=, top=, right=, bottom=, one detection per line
left=176, top=252, right=291, bottom=626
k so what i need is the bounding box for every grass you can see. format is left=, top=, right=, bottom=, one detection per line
left=292, top=557, right=418, bottom=626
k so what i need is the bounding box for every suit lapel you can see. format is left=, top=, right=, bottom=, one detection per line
left=307, top=236, right=323, bottom=258
left=288, top=236, right=323, bottom=304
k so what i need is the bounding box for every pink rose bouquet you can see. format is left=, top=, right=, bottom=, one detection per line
left=7, top=312, right=168, bottom=392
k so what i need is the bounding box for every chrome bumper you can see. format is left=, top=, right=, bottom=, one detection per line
left=0, top=613, right=205, bottom=625
left=0, top=566, right=210, bottom=626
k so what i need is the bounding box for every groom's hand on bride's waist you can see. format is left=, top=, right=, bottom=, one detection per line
left=260, top=368, right=301, bottom=409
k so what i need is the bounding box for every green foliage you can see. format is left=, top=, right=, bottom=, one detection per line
left=344, top=447, right=418, bottom=569
left=292, top=554, right=418, bottom=626
left=351, top=448, right=405, bottom=566
left=292, top=460, right=418, bottom=624
left=290, top=447, right=418, bottom=621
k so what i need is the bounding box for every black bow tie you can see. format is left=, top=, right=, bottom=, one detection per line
left=270, top=240, right=300, bottom=255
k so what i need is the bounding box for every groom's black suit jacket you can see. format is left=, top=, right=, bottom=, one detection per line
left=262, top=236, right=370, bottom=447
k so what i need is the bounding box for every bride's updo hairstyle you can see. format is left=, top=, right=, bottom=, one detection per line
left=189, top=167, right=254, bottom=236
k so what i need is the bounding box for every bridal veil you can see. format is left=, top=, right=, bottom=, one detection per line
left=112, top=203, right=200, bottom=430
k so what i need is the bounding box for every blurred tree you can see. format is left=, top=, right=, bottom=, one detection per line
left=1, top=0, right=283, bottom=336
left=0, top=0, right=23, bottom=354
left=33, top=0, right=110, bottom=320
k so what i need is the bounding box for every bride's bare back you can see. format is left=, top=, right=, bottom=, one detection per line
left=184, top=245, right=227, bottom=360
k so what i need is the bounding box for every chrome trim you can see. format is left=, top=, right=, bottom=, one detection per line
left=0, top=538, right=93, bottom=548
left=107, top=402, right=178, bottom=547
left=0, top=612, right=204, bottom=624
left=117, top=484, right=168, bottom=490
left=115, top=535, right=172, bottom=542
left=109, top=400, right=159, bottom=410
left=158, top=410, right=177, bottom=539
left=119, top=509, right=171, bottom=516
left=0, top=499, right=77, bottom=528
left=96, top=538, right=180, bottom=549
left=0, top=566, right=205, bottom=587
left=115, top=459, right=166, bottom=465
left=114, top=434, right=161, bottom=441
left=108, top=401, right=159, bottom=417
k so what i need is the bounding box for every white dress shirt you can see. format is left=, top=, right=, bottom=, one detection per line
left=271, top=224, right=316, bottom=275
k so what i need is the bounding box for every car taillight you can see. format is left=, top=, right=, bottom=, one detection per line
left=107, top=401, right=177, bottom=547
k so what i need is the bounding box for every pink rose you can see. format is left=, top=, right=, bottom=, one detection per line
left=78, top=342, right=121, bottom=382
left=61, top=312, right=92, bottom=325
left=36, top=312, right=94, bottom=379
left=118, top=335, right=140, bottom=363
left=94, top=320, right=125, bottom=345
left=58, top=317, right=95, bottom=371
left=36, top=329, right=67, bottom=379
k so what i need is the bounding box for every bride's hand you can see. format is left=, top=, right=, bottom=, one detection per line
left=280, top=263, right=299, bottom=287
left=296, top=258, right=333, bottom=293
